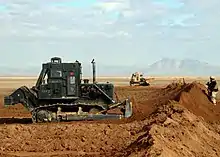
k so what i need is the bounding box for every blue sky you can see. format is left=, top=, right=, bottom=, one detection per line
left=0, top=0, right=219, bottom=68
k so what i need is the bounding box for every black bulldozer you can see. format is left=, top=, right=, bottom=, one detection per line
left=4, top=57, right=132, bottom=123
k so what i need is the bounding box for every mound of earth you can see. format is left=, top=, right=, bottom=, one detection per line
left=0, top=82, right=220, bottom=156
left=120, top=103, right=220, bottom=157
left=175, top=82, right=220, bottom=122
left=0, top=102, right=220, bottom=157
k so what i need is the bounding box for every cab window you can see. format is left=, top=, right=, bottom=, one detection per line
left=51, top=70, right=62, bottom=78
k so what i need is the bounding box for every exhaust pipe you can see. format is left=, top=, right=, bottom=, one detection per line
left=91, top=59, right=96, bottom=83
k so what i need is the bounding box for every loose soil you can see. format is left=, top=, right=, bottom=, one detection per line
left=0, top=82, right=220, bottom=156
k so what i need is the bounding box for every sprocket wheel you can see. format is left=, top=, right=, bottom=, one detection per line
left=33, top=109, right=53, bottom=123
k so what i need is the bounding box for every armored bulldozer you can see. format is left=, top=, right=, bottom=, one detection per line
left=4, top=57, right=132, bottom=123
left=129, top=72, right=150, bottom=86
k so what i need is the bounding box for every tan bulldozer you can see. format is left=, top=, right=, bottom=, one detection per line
left=129, top=72, right=154, bottom=86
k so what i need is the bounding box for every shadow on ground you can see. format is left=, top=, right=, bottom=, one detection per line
left=0, top=118, right=32, bottom=124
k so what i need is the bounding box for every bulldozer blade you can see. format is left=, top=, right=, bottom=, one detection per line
left=96, top=98, right=133, bottom=118
left=54, top=99, right=133, bottom=122
left=61, top=114, right=124, bottom=121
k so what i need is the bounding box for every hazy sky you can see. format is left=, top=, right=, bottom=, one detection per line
left=0, top=0, right=219, bottom=68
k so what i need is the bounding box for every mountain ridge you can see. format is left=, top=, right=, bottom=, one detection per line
left=0, top=58, right=219, bottom=76
left=142, top=58, right=220, bottom=76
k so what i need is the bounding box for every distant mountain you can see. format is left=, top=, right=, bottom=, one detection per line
left=142, top=58, right=220, bottom=76
left=0, top=64, right=135, bottom=77
left=0, top=58, right=219, bottom=76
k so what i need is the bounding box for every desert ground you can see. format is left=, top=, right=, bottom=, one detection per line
left=0, top=76, right=220, bottom=157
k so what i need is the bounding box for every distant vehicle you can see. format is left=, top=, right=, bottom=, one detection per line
left=129, top=72, right=153, bottom=86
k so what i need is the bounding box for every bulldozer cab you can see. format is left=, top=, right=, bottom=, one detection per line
left=131, top=72, right=143, bottom=82
left=35, top=57, right=82, bottom=99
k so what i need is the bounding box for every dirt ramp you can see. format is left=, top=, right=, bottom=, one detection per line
left=115, top=85, right=187, bottom=123
left=117, top=103, right=220, bottom=157
left=147, top=105, right=220, bottom=157
left=175, top=82, right=220, bottom=122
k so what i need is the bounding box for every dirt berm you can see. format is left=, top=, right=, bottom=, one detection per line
left=0, top=82, right=220, bottom=157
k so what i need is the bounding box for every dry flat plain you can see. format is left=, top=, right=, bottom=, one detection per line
left=0, top=76, right=220, bottom=157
